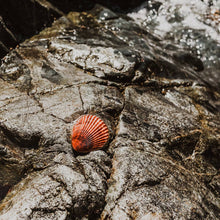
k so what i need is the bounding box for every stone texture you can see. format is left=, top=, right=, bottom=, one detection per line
left=0, top=3, right=219, bottom=220
left=102, top=138, right=219, bottom=219
left=0, top=152, right=111, bottom=220
left=117, top=86, right=200, bottom=142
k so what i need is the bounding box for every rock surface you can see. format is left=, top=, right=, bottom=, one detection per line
left=0, top=2, right=219, bottom=220
left=0, top=0, right=145, bottom=59
left=128, top=0, right=220, bottom=91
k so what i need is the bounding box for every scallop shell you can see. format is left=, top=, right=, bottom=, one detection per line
left=71, top=115, right=109, bottom=153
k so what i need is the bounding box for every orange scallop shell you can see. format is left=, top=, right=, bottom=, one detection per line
left=71, top=115, right=109, bottom=153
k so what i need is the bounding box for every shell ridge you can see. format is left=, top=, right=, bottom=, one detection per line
left=92, top=136, right=109, bottom=145
left=72, top=114, right=109, bottom=153
left=80, top=115, right=90, bottom=137
left=90, top=130, right=109, bottom=141
left=80, top=116, right=95, bottom=150
left=91, top=133, right=109, bottom=145
left=86, top=121, right=104, bottom=141
left=73, top=115, right=86, bottom=134
left=85, top=122, right=108, bottom=146
left=84, top=119, right=103, bottom=144
left=88, top=126, right=109, bottom=141
left=87, top=118, right=106, bottom=136
left=72, top=116, right=89, bottom=152
left=86, top=116, right=100, bottom=135
left=89, top=124, right=108, bottom=136
left=83, top=115, right=98, bottom=145
left=78, top=116, right=88, bottom=141
left=78, top=115, right=98, bottom=150
left=79, top=115, right=92, bottom=141
left=80, top=128, right=92, bottom=145
left=84, top=115, right=97, bottom=137
left=89, top=120, right=104, bottom=134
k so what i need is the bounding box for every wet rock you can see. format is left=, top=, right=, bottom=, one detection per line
left=79, top=84, right=124, bottom=115
left=0, top=151, right=111, bottom=219
left=0, top=3, right=219, bottom=220
left=0, top=128, right=26, bottom=201
left=49, top=39, right=136, bottom=82
left=98, top=8, right=118, bottom=21
left=102, top=140, right=219, bottom=220
left=128, top=0, right=220, bottom=91
left=117, top=86, right=200, bottom=142
left=209, top=175, right=220, bottom=197
left=0, top=0, right=145, bottom=59
left=173, top=52, right=204, bottom=71
left=0, top=51, right=32, bottom=92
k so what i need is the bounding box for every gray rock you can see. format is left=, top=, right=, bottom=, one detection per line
left=102, top=139, right=219, bottom=219
left=0, top=4, right=219, bottom=220
left=117, top=86, right=200, bottom=142
left=0, top=152, right=111, bottom=220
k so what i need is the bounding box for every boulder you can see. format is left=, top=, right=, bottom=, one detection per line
left=0, top=4, right=219, bottom=220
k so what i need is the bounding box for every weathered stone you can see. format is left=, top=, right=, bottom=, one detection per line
left=48, top=38, right=137, bottom=82
left=0, top=3, right=219, bottom=220
left=0, top=151, right=111, bottom=220
left=79, top=84, right=124, bottom=115
left=128, top=0, right=220, bottom=92
left=117, top=86, right=200, bottom=142
left=102, top=141, right=220, bottom=220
